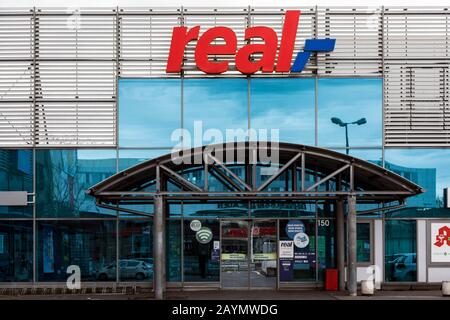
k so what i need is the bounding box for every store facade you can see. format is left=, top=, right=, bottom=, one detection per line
left=0, top=6, right=450, bottom=298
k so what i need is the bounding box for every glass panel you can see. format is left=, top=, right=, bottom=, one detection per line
left=329, top=148, right=382, bottom=164
left=385, top=220, right=417, bottom=282
left=318, top=218, right=335, bottom=281
left=0, top=205, right=33, bottom=219
left=183, top=219, right=220, bottom=282
left=166, top=220, right=181, bottom=282
left=251, top=200, right=316, bottom=218
left=119, top=79, right=181, bottom=148
left=119, top=220, right=153, bottom=282
left=183, top=164, right=247, bottom=192
left=0, top=149, right=33, bottom=218
left=0, top=149, right=33, bottom=192
left=257, top=164, right=291, bottom=192
left=183, top=201, right=248, bottom=219
left=118, top=149, right=168, bottom=172
left=36, top=150, right=117, bottom=218
left=318, top=78, right=382, bottom=147
left=385, top=149, right=450, bottom=209
left=317, top=201, right=334, bottom=218
left=184, top=79, right=248, bottom=148
left=221, top=220, right=249, bottom=288
left=250, top=220, right=277, bottom=288
left=37, top=220, right=116, bottom=282
left=357, top=223, right=371, bottom=263
left=251, top=78, right=315, bottom=145
left=279, top=219, right=316, bottom=282
left=0, top=221, right=33, bottom=282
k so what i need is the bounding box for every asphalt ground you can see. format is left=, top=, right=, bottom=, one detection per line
left=0, top=289, right=449, bottom=300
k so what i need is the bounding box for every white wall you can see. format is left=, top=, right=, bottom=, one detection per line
left=428, top=268, right=450, bottom=282
left=355, top=220, right=383, bottom=289
left=417, top=220, right=427, bottom=282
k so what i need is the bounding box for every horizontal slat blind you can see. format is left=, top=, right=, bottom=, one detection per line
left=0, top=6, right=449, bottom=147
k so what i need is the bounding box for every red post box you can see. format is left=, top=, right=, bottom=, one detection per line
left=325, top=268, right=338, bottom=291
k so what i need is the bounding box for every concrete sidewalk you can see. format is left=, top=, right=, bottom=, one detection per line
left=0, top=290, right=449, bottom=300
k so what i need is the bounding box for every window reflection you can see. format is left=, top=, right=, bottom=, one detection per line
left=118, top=149, right=168, bottom=172
left=0, top=221, right=33, bottom=282
left=37, top=220, right=116, bottom=282
left=119, top=220, right=153, bottom=282
left=119, top=79, right=181, bottom=147
left=385, top=149, right=450, bottom=209
left=0, top=149, right=33, bottom=192
left=318, top=78, right=382, bottom=147
left=36, top=150, right=117, bottom=218
left=184, top=79, right=248, bottom=148
left=166, top=220, right=181, bottom=282
left=251, top=78, right=315, bottom=145
left=385, top=220, right=417, bottom=282
left=183, top=219, right=220, bottom=282
left=357, top=223, right=371, bottom=263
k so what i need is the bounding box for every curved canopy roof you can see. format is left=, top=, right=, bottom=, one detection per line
left=88, top=142, right=423, bottom=207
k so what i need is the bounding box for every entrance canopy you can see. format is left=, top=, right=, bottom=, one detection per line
left=88, top=142, right=423, bottom=215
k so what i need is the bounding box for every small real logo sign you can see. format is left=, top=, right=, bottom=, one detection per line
left=279, top=240, right=294, bottom=259
left=166, top=10, right=335, bottom=75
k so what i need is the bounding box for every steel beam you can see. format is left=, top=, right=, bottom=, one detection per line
left=207, top=153, right=252, bottom=191
left=306, top=164, right=350, bottom=191
left=336, top=198, right=346, bottom=291
left=159, top=164, right=203, bottom=192
left=347, top=195, right=357, bottom=296
left=257, top=152, right=301, bottom=191
left=153, top=195, right=165, bottom=300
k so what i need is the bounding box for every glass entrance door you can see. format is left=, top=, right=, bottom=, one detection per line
left=250, top=220, right=277, bottom=288
left=220, top=220, right=277, bottom=289
left=221, top=220, right=249, bottom=288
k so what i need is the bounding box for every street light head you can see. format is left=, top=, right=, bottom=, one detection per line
left=331, top=117, right=344, bottom=126
left=355, top=118, right=367, bottom=125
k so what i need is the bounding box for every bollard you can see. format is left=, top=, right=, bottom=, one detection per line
left=361, top=280, right=374, bottom=295
left=442, top=281, right=450, bottom=296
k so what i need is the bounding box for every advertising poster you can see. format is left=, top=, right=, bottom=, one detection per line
left=42, top=226, right=55, bottom=273
left=279, top=259, right=294, bottom=282
left=279, top=240, right=294, bottom=259
left=431, top=223, right=450, bottom=263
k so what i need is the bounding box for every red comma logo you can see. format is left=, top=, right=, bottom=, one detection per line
left=434, top=226, right=450, bottom=248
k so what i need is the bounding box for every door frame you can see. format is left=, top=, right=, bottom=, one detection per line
left=219, top=218, right=278, bottom=290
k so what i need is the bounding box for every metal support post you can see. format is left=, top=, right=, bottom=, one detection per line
left=347, top=195, right=357, bottom=296
left=154, top=195, right=165, bottom=300
left=336, top=198, right=346, bottom=291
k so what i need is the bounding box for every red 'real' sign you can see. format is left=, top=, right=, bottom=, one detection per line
left=165, top=10, right=336, bottom=75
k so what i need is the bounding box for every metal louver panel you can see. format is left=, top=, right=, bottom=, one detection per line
left=383, top=7, right=450, bottom=146
left=0, top=6, right=449, bottom=147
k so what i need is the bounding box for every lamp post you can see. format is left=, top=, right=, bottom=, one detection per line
left=330, top=117, right=367, bottom=154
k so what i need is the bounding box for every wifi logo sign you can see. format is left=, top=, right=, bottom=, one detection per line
left=196, top=227, right=213, bottom=244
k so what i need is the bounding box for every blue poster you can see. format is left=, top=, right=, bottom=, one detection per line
left=211, top=248, right=220, bottom=262
left=279, top=259, right=294, bottom=281
left=285, top=220, right=305, bottom=239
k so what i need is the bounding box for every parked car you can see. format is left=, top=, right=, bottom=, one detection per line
left=97, top=259, right=153, bottom=281
left=386, top=253, right=416, bottom=282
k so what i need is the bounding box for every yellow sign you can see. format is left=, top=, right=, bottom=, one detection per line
left=253, top=253, right=277, bottom=260
left=221, top=253, right=246, bottom=261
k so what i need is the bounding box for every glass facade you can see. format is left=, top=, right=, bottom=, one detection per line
left=37, top=220, right=116, bottom=282
left=0, top=221, right=33, bottom=282
left=357, top=223, right=371, bottom=263
left=0, top=77, right=448, bottom=287
left=385, top=220, right=417, bottom=282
